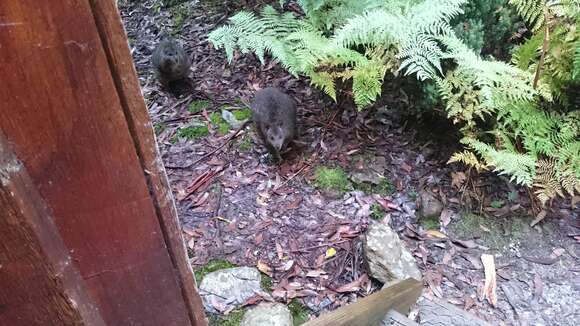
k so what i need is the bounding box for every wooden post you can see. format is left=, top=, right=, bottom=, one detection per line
left=0, top=0, right=206, bottom=325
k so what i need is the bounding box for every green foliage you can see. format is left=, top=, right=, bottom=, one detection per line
left=188, top=100, right=211, bottom=113
left=420, top=216, right=440, bottom=230
left=232, top=108, right=252, bottom=120
left=153, top=123, right=167, bottom=135
left=452, top=0, right=520, bottom=57
left=210, top=0, right=579, bottom=205
left=208, top=309, right=245, bottom=326
left=370, top=203, right=385, bottom=220
left=314, top=166, right=351, bottom=193
left=170, top=3, right=192, bottom=31
left=209, top=112, right=230, bottom=134
left=490, top=199, right=505, bottom=208
left=237, top=134, right=253, bottom=152
left=209, top=0, right=467, bottom=107
left=260, top=274, right=273, bottom=293
left=288, top=299, right=310, bottom=325
left=193, top=259, right=236, bottom=284
left=442, top=0, right=580, bottom=206
left=178, top=124, right=209, bottom=140
left=354, top=178, right=395, bottom=195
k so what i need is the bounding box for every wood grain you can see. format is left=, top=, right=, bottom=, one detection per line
left=0, top=133, right=105, bottom=326
left=0, top=1, right=197, bottom=325
left=87, top=1, right=207, bottom=324
left=304, top=279, right=423, bottom=326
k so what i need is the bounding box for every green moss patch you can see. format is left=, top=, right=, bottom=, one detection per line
left=260, top=274, right=273, bottom=293
left=188, top=100, right=211, bottom=113
left=354, top=177, right=394, bottom=195
left=370, top=203, right=385, bottom=221
left=288, top=299, right=309, bottom=325
left=314, top=166, right=351, bottom=193
left=177, top=124, right=209, bottom=140
left=210, top=112, right=230, bottom=134
left=208, top=309, right=245, bottom=326
left=193, top=259, right=236, bottom=284
left=170, top=4, right=192, bottom=31
left=420, top=216, right=440, bottom=230
left=450, top=213, right=530, bottom=250
left=153, top=123, right=167, bottom=135
left=232, top=108, right=252, bottom=121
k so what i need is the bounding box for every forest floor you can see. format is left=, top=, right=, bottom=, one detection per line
left=119, top=1, right=579, bottom=325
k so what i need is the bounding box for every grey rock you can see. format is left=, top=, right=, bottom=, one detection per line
left=364, top=222, right=422, bottom=284
left=199, top=267, right=261, bottom=314
left=240, top=303, right=293, bottom=326
left=419, top=190, right=443, bottom=219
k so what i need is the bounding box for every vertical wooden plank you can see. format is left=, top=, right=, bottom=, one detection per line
left=87, top=1, right=207, bottom=325
left=0, top=1, right=194, bottom=325
left=0, top=133, right=106, bottom=326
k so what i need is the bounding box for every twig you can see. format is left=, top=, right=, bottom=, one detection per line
left=169, top=120, right=252, bottom=170
left=291, top=239, right=350, bottom=253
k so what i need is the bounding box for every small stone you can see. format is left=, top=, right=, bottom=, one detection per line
left=199, top=267, right=261, bottom=314
left=240, top=303, right=293, bottom=326
left=363, top=222, right=422, bottom=284
left=419, top=190, right=443, bottom=219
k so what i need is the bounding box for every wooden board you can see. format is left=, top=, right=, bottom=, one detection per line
left=0, top=133, right=105, bottom=326
left=0, top=1, right=204, bottom=325
left=87, top=1, right=207, bottom=325
left=304, top=278, right=423, bottom=326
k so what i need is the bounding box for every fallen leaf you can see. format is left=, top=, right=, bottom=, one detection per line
left=481, top=254, right=497, bottom=306
left=276, top=242, right=284, bottom=259
left=530, top=210, right=547, bottom=227
left=533, top=273, right=543, bottom=298
left=305, top=269, right=327, bottom=278
left=552, top=248, right=565, bottom=257
left=571, top=195, right=579, bottom=207
left=451, top=171, right=467, bottom=189
left=281, top=260, right=295, bottom=271
left=325, top=247, right=337, bottom=259
left=254, top=233, right=263, bottom=245
left=426, top=230, right=447, bottom=239
left=451, top=238, right=478, bottom=249
left=462, top=253, right=483, bottom=270
left=439, top=208, right=455, bottom=227
left=257, top=260, right=273, bottom=277
left=287, top=197, right=302, bottom=209
left=442, top=251, right=453, bottom=265
left=334, top=276, right=366, bottom=293
left=522, top=255, right=559, bottom=265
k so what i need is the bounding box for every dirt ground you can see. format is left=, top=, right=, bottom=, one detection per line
left=119, top=1, right=580, bottom=325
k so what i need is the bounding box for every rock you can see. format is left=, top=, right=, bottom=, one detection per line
left=199, top=267, right=261, bottom=314
left=419, top=190, right=443, bottom=219
left=240, top=303, right=293, bottom=326
left=363, top=222, right=422, bottom=284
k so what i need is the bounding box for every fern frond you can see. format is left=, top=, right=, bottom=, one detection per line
left=509, top=0, right=548, bottom=32
left=308, top=70, right=337, bottom=100
left=448, top=150, right=489, bottom=171
left=462, top=138, right=536, bottom=186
